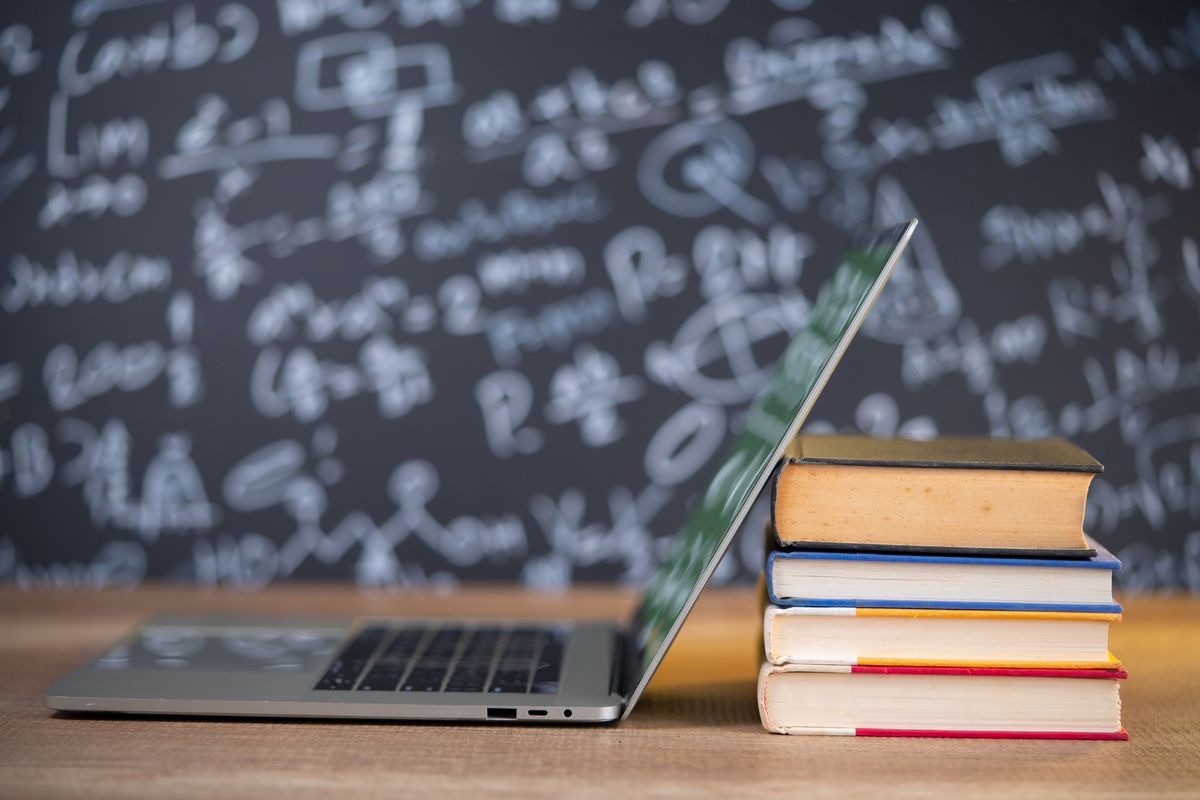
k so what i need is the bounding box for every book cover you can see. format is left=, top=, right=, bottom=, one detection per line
left=782, top=434, right=1103, bottom=472
left=768, top=538, right=1100, bottom=559
left=765, top=536, right=1121, bottom=613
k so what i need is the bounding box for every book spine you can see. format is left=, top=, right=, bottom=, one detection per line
left=769, top=540, right=1098, bottom=558
left=756, top=661, right=779, bottom=734
left=768, top=462, right=785, bottom=548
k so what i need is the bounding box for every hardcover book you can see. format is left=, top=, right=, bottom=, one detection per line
left=757, top=663, right=1127, bottom=739
left=771, top=435, right=1102, bottom=556
left=765, top=535, right=1121, bottom=612
left=763, top=606, right=1122, bottom=669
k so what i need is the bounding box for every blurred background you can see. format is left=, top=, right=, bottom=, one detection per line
left=0, top=0, right=1197, bottom=593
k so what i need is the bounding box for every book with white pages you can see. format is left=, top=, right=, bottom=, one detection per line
left=763, top=605, right=1122, bottom=669
left=766, top=534, right=1121, bottom=613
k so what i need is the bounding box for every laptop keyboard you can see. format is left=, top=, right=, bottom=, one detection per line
left=313, top=624, right=566, bottom=694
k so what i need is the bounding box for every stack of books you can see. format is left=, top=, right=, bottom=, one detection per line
left=758, top=434, right=1127, bottom=740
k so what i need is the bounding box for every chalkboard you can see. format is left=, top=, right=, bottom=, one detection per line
left=1, top=0, right=1198, bottom=593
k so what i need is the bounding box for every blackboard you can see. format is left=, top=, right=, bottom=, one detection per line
left=1, top=0, right=1198, bottom=593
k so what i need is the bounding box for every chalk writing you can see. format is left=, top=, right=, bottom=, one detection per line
left=0, top=1, right=1196, bottom=591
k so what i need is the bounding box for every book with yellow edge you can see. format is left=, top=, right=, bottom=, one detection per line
left=764, top=605, right=1122, bottom=669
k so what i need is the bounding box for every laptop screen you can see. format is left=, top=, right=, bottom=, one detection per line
left=624, top=221, right=916, bottom=715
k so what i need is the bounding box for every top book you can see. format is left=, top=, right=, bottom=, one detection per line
left=771, top=435, right=1102, bottom=557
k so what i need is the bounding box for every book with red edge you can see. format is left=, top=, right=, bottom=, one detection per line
left=757, top=662, right=1127, bottom=739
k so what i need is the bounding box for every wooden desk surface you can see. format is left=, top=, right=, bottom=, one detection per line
left=1, top=586, right=1197, bottom=799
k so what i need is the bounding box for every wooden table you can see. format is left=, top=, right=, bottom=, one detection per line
left=1, top=587, right=1197, bottom=799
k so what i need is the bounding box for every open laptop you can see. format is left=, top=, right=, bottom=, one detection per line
left=45, top=220, right=916, bottom=724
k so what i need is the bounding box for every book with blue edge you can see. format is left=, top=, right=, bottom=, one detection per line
left=766, top=534, right=1121, bottom=613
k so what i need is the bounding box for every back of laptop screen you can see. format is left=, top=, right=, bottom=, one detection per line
left=626, top=222, right=916, bottom=708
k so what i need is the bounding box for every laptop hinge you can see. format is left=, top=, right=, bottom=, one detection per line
left=610, top=629, right=631, bottom=699
left=609, top=630, right=624, bottom=697
left=611, top=628, right=641, bottom=700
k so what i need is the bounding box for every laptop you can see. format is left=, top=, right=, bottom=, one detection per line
left=45, top=220, right=916, bottom=724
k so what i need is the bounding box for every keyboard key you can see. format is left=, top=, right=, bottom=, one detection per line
left=359, top=671, right=403, bottom=691
left=445, top=680, right=485, bottom=693
left=402, top=668, right=446, bottom=692
left=343, top=627, right=386, bottom=656
left=501, top=639, right=536, bottom=659
left=488, top=669, right=530, bottom=693
left=449, top=665, right=488, bottom=679
left=376, top=657, right=406, bottom=668
left=384, top=630, right=422, bottom=657
left=462, top=629, right=501, bottom=657
left=445, top=665, right=487, bottom=692
left=314, top=671, right=357, bottom=690
left=422, top=629, right=464, bottom=659
left=531, top=637, right=563, bottom=694
left=312, top=626, right=389, bottom=690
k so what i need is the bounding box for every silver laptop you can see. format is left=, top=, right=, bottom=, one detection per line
left=45, top=221, right=916, bottom=724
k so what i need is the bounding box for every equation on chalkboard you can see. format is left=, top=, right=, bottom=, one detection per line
left=1, top=0, right=1198, bottom=592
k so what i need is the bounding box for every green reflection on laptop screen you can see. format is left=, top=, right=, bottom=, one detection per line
left=632, top=222, right=915, bottom=684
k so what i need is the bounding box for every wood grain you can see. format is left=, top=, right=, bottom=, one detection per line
left=1, top=586, right=1197, bottom=799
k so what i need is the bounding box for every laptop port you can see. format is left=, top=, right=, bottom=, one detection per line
left=527, top=709, right=548, bottom=716
left=486, top=707, right=517, bottom=719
